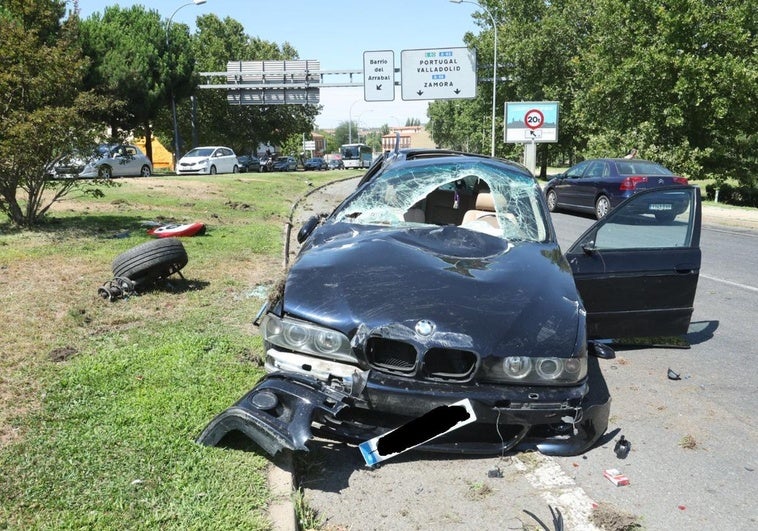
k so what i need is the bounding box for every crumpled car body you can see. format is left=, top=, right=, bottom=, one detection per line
left=199, top=152, right=702, bottom=459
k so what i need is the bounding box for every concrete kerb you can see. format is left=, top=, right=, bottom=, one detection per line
left=268, top=454, right=297, bottom=531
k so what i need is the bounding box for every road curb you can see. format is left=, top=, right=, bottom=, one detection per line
left=268, top=454, right=297, bottom=531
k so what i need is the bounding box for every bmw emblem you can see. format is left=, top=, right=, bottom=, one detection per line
left=415, top=320, right=436, bottom=336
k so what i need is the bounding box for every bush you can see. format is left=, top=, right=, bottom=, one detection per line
left=705, top=183, right=758, bottom=207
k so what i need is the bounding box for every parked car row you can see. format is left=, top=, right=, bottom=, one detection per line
left=47, top=142, right=354, bottom=180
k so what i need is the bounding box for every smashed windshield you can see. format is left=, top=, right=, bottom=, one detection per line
left=331, top=159, right=549, bottom=242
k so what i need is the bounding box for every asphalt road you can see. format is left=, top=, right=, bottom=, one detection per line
left=293, top=180, right=758, bottom=530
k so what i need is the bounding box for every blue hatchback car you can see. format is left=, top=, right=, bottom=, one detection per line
left=544, top=158, right=689, bottom=220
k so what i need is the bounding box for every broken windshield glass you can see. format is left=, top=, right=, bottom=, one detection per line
left=331, top=160, right=548, bottom=242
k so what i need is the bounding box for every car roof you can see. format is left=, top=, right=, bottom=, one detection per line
left=358, top=148, right=532, bottom=186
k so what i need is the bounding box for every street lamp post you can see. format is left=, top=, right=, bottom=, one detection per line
left=166, top=0, right=206, bottom=169
left=450, top=0, right=497, bottom=157
left=348, top=100, right=360, bottom=144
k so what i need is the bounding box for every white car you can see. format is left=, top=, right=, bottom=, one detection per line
left=176, top=146, right=238, bottom=175
left=77, top=144, right=153, bottom=179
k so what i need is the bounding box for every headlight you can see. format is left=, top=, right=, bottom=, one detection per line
left=480, top=355, right=587, bottom=384
left=260, top=314, right=356, bottom=363
left=502, top=356, right=532, bottom=379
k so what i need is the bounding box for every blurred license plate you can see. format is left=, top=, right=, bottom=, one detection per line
left=649, top=203, right=672, bottom=211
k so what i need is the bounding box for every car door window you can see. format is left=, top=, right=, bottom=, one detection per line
left=565, top=161, right=588, bottom=179
left=585, top=189, right=697, bottom=250
left=585, top=161, right=606, bottom=178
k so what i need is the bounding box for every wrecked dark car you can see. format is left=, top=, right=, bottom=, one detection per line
left=198, top=152, right=701, bottom=461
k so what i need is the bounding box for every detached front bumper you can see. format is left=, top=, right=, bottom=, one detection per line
left=197, top=370, right=610, bottom=458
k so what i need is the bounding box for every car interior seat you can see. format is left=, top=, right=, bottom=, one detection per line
left=461, top=192, right=500, bottom=228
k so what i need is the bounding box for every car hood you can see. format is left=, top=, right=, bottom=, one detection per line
left=283, top=223, right=582, bottom=357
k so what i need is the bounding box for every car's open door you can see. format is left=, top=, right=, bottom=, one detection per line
left=565, top=186, right=701, bottom=339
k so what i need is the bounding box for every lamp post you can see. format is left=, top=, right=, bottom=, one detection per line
left=450, top=0, right=497, bottom=157
left=166, top=0, right=206, bottom=169
left=348, top=100, right=360, bottom=144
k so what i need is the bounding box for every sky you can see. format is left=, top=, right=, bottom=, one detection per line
left=73, top=0, right=484, bottom=129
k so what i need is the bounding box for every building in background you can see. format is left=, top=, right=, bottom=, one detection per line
left=381, top=125, right=436, bottom=152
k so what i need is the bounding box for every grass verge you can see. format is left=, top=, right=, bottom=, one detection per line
left=0, top=170, right=357, bottom=529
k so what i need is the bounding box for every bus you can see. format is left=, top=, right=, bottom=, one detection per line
left=339, top=143, right=373, bottom=169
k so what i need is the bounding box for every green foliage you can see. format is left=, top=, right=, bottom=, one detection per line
left=79, top=5, right=198, bottom=161
left=429, top=0, right=757, bottom=194
left=0, top=0, right=111, bottom=226
left=705, top=182, right=758, bottom=207
left=333, top=121, right=361, bottom=146
left=279, top=133, right=306, bottom=159
left=317, top=129, right=338, bottom=154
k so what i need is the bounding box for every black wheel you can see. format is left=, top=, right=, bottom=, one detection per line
left=140, top=165, right=151, bottom=177
left=111, top=238, right=188, bottom=286
left=546, top=189, right=558, bottom=212
left=98, top=165, right=113, bottom=179
left=210, top=165, right=217, bottom=175
left=232, top=164, right=239, bottom=173
left=595, top=195, right=611, bottom=219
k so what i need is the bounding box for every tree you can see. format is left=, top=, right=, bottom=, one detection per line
left=333, top=121, right=361, bottom=147
left=429, top=0, right=756, bottom=186
left=79, top=6, right=197, bottom=162
left=574, top=0, right=757, bottom=183
left=0, top=0, right=111, bottom=227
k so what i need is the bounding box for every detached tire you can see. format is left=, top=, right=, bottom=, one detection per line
left=112, top=238, right=188, bottom=285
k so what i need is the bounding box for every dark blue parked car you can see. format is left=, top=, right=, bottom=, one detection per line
left=544, top=158, right=689, bottom=220
left=303, top=157, right=327, bottom=171
left=237, top=154, right=261, bottom=173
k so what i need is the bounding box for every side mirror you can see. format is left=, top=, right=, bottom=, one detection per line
left=297, top=215, right=320, bottom=244
left=589, top=341, right=615, bottom=359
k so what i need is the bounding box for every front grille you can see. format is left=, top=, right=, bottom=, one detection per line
left=422, top=348, right=477, bottom=381
left=366, top=338, right=417, bottom=375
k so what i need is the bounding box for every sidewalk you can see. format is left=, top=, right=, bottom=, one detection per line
left=702, top=203, right=758, bottom=230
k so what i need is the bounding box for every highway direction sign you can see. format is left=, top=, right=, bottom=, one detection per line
left=400, top=47, right=476, bottom=101
left=363, top=50, right=395, bottom=102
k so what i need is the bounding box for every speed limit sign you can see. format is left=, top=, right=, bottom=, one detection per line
left=524, top=109, right=544, bottom=130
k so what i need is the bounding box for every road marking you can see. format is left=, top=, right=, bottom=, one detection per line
left=513, top=455, right=601, bottom=530
left=701, top=273, right=758, bottom=293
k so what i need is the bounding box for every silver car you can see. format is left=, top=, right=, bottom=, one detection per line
left=78, top=144, right=153, bottom=179
left=176, top=146, right=239, bottom=175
